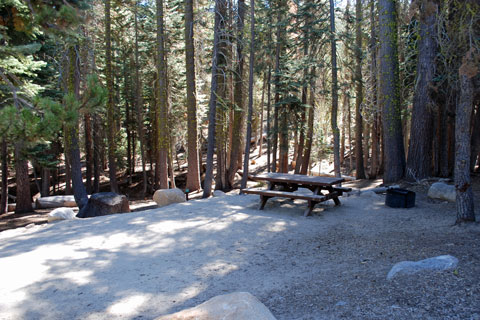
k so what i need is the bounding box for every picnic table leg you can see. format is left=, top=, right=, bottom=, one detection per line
left=259, top=195, right=270, bottom=210
left=304, top=186, right=321, bottom=216
left=304, top=200, right=316, bottom=217
left=326, top=186, right=341, bottom=206
left=333, top=197, right=341, bottom=206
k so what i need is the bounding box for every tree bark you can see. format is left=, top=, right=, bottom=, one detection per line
left=266, top=67, right=272, bottom=172
left=84, top=113, right=93, bottom=194
left=67, top=46, right=88, bottom=208
left=156, top=0, right=169, bottom=189
left=300, top=67, right=316, bottom=175
left=240, top=0, right=255, bottom=190
left=470, top=105, right=480, bottom=171
left=406, top=1, right=438, bottom=181
left=227, top=0, right=246, bottom=187
left=0, top=139, right=7, bottom=214
left=455, top=62, right=476, bottom=223
left=354, top=0, right=365, bottom=179
left=134, top=0, right=148, bottom=197
left=330, top=0, right=341, bottom=178
left=369, top=0, right=379, bottom=178
left=378, top=0, right=405, bottom=183
left=93, top=114, right=101, bottom=193
left=258, top=74, right=266, bottom=158
left=185, top=0, right=201, bottom=192
left=41, top=168, right=50, bottom=197
left=14, top=143, right=32, bottom=213
left=203, top=0, right=226, bottom=197
left=64, top=143, right=72, bottom=195
left=105, top=0, right=118, bottom=193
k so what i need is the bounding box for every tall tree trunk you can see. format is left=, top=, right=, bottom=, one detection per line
left=406, top=1, right=438, bottom=181
left=330, top=0, right=341, bottom=178
left=0, top=139, right=7, bottom=214
left=369, top=0, right=379, bottom=178
left=67, top=46, right=88, bottom=208
left=203, top=0, right=226, bottom=197
left=14, top=143, right=32, bottom=213
left=185, top=0, right=201, bottom=191
left=455, top=55, right=476, bottom=223
left=258, top=74, right=265, bottom=158
left=300, top=67, right=316, bottom=175
left=41, top=168, right=50, bottom=197
left=214, top=21, right=228, bottom=191
left=64, top=143, right=72, bottom=195
left=93, top=114, right=101, bottom=193
left=354, top=0, right=365, bottom=179
left=378, top=0, right=405, bottom=183
left=295, top=28, right=310, bottom=174
left=348, top=94, right=353, bottom=172
left=340, top=91, right=347, bottom=166
left=84, top=113, right=93, bottom=194
left=134, top=0, right=148, bottom=197
left=105, top=0, right=118, bottom=193
left=278, top=108, right=289, bottom=173
left=471, top=106, right=480, bottom=171
left=266, top=67, right=272, bottom=172
left=227, top=0, right=246, bottom=187
left=240, top=0, right=255, bottom=189
left=124, top=58, right=133, bottom=184
left=156, top=0, right=169, bottom=189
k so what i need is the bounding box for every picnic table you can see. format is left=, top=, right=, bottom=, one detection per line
left=242, top=173, right=351, bottom=216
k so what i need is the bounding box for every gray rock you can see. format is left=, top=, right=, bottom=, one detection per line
left=76, top=192, right=130, bottom=218
left=157, top=292, right=276, bottom=320
left=387, top=255, right=459, bottom=280
left=361, top=190, right=382, bottom=199
left=48, top=207, right=76, bottom=222
left=428, top=182, right=456, bottom=202
left=213, top=190, right=226, bottom=197
left=335, top=301, right=348, bottom=307
left=153, top=188, right=186, bottom=207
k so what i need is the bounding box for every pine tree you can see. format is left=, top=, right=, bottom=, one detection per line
left=378, top=0, right=405, bottom=183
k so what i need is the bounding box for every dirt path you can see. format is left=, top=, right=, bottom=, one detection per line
left=0, top=188, right=479, bottom=319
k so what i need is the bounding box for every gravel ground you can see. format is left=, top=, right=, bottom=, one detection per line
left=0, top=188, right=479, bottom=320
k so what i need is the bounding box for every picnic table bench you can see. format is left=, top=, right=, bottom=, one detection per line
left=242, top=173, right=351, bottom=216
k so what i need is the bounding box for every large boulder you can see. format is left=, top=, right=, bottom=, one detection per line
left=213, top=190, right=226, bottom=197
left=36, top=195, right=77, bottom=209
left=428, top=182, right=456, bottom=202
left=48, top=207, right=77, bottom=222
left=387, top=255, right=459, bottom=280
left=153, top=188, right=186, bottom=207
left=157, top=292, right=277, bottom=320
left=76, top=192, right=130, bottom=218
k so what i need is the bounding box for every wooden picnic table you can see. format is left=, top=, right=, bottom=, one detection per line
left=242, top=173, right=350, bottom=217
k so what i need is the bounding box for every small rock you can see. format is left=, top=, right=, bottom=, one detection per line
left=157, top=292, right=277, bottom=320
left=48, top=207, right=76, bottom=222
left=387, top=255, right=459, bottom=280
left=213, top=190, right=226, bottom=197
left=366, top=187, right=388, bottom=194
left=77, top=192, right=130, bottom=218
left=335, top=301, right=347, bottom=307
left=361, top=190, right=381, bottom=198
left=428, top=182, right=455, bottom=202
left=153, top=188, right=186, bottom=207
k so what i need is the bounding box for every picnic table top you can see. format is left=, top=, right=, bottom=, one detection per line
left=252, top=173, right=344, bottom=187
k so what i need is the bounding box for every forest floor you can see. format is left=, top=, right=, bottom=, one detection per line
left=0, top=176, right=479, bottom=319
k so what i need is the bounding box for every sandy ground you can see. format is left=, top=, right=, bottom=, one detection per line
left=0, top=188, right=479, bottom=320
